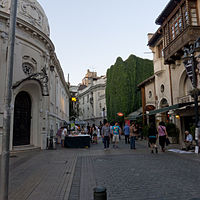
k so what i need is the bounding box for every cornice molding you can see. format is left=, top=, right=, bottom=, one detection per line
left=78, top=83, right=106, bottom=97
left=0, top=11, right=54, bottom=51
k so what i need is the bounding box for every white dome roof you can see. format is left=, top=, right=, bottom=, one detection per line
left=0, top=0, right=50, bottom=36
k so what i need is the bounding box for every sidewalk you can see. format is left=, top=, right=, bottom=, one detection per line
left=5, top=148, right=78, bottom=200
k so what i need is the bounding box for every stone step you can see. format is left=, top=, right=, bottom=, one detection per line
left=11, top=145, right=41, bottom=154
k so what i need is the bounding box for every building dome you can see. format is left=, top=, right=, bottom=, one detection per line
left=0, top=0, right=50, bottom=36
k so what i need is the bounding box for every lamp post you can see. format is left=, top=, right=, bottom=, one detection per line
left=183, top=37, right=200, bottom=153
left=0, top=0, right=18, bottom=199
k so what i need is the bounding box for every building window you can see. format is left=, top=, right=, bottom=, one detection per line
left=190, top=1, right=198, bottom=26
left=170, top=11, right=182, bottom=40
left=148, top=91, right=152, bottom=98
left=182, top=4, right=189, bottom=27
left=161, top=84, right=165, bottom=93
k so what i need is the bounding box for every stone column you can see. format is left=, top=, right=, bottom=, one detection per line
left=41, top=96, right=49, bottom=149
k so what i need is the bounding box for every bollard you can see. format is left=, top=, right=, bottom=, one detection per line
left=93, top=186, right=107, bottom=200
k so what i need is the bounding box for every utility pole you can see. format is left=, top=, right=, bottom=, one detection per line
left=0, top=0, right=18, bottom=199
left=183, top=39, right=200, bottom=154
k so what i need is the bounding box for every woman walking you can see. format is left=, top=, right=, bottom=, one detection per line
left=92, top=124, right=98, bottom=144
left=148, top=123, right=158, bottom=154
left=157, top=121, right=168, bottom=152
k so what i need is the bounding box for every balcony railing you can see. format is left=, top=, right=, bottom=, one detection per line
left=177, top=95, right=192, bottom=104
left=163, top=26, right=200, bottom=64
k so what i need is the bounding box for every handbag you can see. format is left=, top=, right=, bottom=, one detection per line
left=166, top=137, right=170, bottom=146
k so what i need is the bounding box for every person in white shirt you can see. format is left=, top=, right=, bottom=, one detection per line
left=61, top=128, right=67, bottom=147
left=184, top=130, right=193, bottom=151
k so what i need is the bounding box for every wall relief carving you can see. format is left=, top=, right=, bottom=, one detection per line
left=22, top=62, right=34, bottom=76
left=22, top=55, right=37, bottom=75
left=0, top=0, right=8, bottom=8
left=19, top=0, right=43, bottom=27
left=13, top=67, right=49, bottom=96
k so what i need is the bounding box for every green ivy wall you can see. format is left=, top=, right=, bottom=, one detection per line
left=106, top=54, right=153, bottom=122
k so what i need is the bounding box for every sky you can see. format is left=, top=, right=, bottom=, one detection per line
left=38, top=0, right=169, bottom=85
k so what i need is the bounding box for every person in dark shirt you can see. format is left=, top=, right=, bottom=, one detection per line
left=148, top=123, right=158, bottom=154
left=101, top=120, right=111, bottom=150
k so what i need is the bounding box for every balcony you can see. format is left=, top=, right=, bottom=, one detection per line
left=177, top=95, right=193, bottom=104
left=163, top=26, right=200, bottom=64
left=154, top=58, right=165, bottom=75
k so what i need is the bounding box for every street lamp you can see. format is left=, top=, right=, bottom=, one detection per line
left=0, top=0, right=18, bottom=199
left=183, top=37, right=200, bottom=153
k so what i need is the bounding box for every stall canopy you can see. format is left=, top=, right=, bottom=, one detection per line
left=148, top=102, right=194, bottom=115
left=67, top=121, right=87, bottom=125
left=127, top=107, right=143, bottom=120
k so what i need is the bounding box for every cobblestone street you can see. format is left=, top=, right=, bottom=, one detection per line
left=3, top=137, right=200, bottom=200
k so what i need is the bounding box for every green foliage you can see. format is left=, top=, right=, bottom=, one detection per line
left=106, top=54, right=153, bottom=122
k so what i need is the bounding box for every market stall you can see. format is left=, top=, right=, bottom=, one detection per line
left=64, top=134, right=90, bottom=148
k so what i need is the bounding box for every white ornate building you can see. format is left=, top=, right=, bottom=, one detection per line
left=0, top=0, right=70, bottom=153
left=78, top=70, right=107, bottom=126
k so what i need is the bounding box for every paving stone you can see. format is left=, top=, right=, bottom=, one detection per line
left=2, top=137, right=200, bottom=200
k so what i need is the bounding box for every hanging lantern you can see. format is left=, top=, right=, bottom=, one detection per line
left=117, top=112, right=124, bottom=117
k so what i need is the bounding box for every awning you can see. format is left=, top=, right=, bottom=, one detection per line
left=148, top=102, right=194, bottom=115
left=127, top=107, right=143, bottom=120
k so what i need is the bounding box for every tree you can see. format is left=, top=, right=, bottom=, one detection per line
left=106, top=54, right=153, bottom=122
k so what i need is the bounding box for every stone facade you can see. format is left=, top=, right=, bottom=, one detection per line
left=0, top=0, right=70, bottom=153
left=78, top=72, right=106, bottom=126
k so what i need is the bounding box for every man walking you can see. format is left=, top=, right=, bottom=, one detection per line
left=123, top=123, right=130, bottom=144
left=130, top=123, right=136, bottom=149
left=102, top=120, right=111, bottom=150
left=112, top=122, right=121, bottom=148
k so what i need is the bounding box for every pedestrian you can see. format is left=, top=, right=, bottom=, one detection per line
left=56, top=127, right=63, bottom=144
left=92, top=124, right=98, bottom=144
left=61, top=128, right=67, bottom=147
left=123, top=123, right=130, bottom=144
left=112, top=122, right=121, bottom=148
left=101, top=120, right=111, bottom=150
left=148, top=123, right=158, bottom=154
left=157, top=121, right=168, bottom=152
left=130, top=123, right=136, bottom=149
left=139, top=124, right=143, bottom=140
left=110, top=122, right=113, bottom=143
left=134, top=123, right=139, bottom=140
left=184, top=130, right=193, bottom=151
